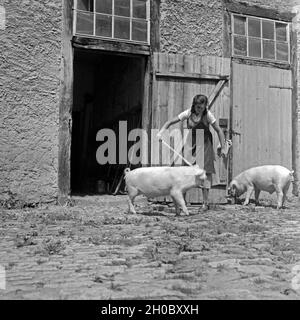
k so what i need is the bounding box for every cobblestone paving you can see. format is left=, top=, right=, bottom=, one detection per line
left=0, top=195, right=300, bottom=300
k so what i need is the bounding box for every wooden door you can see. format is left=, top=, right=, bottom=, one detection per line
left=150, top=53, right=231, bottom=203
left=232, top=62, right=292, bottom=195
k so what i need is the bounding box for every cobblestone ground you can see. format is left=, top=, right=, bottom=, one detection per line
left=0, top=195, right=300, bottom=300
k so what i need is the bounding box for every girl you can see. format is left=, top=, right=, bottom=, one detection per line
left=158, top=94, right=226, bottom=211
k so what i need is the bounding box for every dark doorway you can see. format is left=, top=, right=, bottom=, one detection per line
left=71, top=49, right=146, bottom=195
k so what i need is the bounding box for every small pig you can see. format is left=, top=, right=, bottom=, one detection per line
left=124, top=165, right=207, bottom=215
left=228, top=165, right=294, bottom=209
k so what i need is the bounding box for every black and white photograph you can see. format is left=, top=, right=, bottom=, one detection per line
left=1, top=0, right=300, bottom=304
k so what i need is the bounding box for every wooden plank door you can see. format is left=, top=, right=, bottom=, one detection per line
left=232, top=62, right=292, bottom=195
left=151, top=53, right=231, bottom=203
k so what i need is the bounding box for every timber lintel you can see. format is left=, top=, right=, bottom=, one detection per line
left=72, top=36, right=151, bottom=56
left=223, top=0, right=295, bottom=22
left=155, top=72, right=229, bottom=81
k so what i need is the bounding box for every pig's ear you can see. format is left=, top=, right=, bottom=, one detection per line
left=228, top=182, right=236, bottom=191
left=196, top=167, right=205, bottom=175
left=200, top=169, right=206, bottom=178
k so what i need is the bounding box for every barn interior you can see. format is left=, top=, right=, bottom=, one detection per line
left=71, top=49, right=146, bottom=195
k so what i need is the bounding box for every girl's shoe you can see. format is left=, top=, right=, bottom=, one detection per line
left=198, top=204, right=209, bottom=213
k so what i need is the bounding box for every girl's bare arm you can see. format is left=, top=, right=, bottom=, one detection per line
left=211, top=121, right=226, bottom=156
left=158, top=116, right=181, bottom=135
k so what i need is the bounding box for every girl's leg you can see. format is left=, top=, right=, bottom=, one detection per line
left=200, top=173, right=212, bottom=211
left=202, top=188, right=209, bottom=208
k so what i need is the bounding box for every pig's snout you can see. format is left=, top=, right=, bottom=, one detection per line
left=227, top=182, right=237, bottom=197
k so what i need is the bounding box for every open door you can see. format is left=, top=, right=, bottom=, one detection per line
left=150, top=53, right=231, bottom=203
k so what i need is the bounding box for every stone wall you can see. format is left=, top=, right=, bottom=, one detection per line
left=160, top=0, right=224, bottom=55
left=0, top=0, right=62, bottom=203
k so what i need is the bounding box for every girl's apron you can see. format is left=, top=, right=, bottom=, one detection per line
left=186, top=114, right=216, bottom=174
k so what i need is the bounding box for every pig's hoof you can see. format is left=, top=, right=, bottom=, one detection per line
left=227, top=198, right=235, bottom=204
left=176, top=212, right=189, bottom=216
left=127, top=210, right=137, bottom=215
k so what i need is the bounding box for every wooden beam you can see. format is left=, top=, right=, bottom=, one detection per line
left=223, top=0, right=295, bottom=22
left=228, top=59, right=234, bottom=188
left=223, top=7, right=231, bottom=58
left=155, top=72, right=229, bottom=81
left=232, top=57, right=291, bottom=70
left=269, top=85, right=293, bottom=90
left=142, top=57, right=152, bottom=166
left=291, top=28, right=298, bottom=196
left=58, top=0, right=73, bottom=204
left=208, top=80, right=227, bottom=110
left=72, top=36, right=150, bottom=56
left=150, top=0, right=160, bottom=52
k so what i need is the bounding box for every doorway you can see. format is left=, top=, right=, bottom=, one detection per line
left=71, top=49, right=146, bottom=195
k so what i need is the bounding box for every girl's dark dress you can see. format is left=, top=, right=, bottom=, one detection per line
left=186, top=113, right=216, bottom=174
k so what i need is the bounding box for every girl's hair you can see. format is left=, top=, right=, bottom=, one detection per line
left=191, top=94, right=208, bottom=116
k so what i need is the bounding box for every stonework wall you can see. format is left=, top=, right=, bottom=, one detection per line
left=0, top=0, right=62, bottom=203
left=160, top=0, right=224, bottom=55
left=243, top=0, right=297, bottom=11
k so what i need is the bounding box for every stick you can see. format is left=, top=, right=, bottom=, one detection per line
left=160, top=139, right=193, bottom=167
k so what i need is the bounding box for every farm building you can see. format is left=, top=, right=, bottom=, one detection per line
left=0, top=0, right=300, bottom=205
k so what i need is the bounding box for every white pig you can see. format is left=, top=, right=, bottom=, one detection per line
left=124, top=165, right=207, bottom=215
left=228, top=165, right=294, bottom=209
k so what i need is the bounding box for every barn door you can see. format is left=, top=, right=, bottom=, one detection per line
left=232, top=62, right=292, bottom=193
left=151, top=53, right=231, bottom=203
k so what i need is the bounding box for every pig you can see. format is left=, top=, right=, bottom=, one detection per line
left=124, top=165, right=207, bottom=215
left=228, top=165, right=294, bottom=209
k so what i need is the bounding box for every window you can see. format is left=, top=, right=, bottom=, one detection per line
left=74, top=0, right=150, bottom=44
left=232, top=14, right=290, bottom=63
